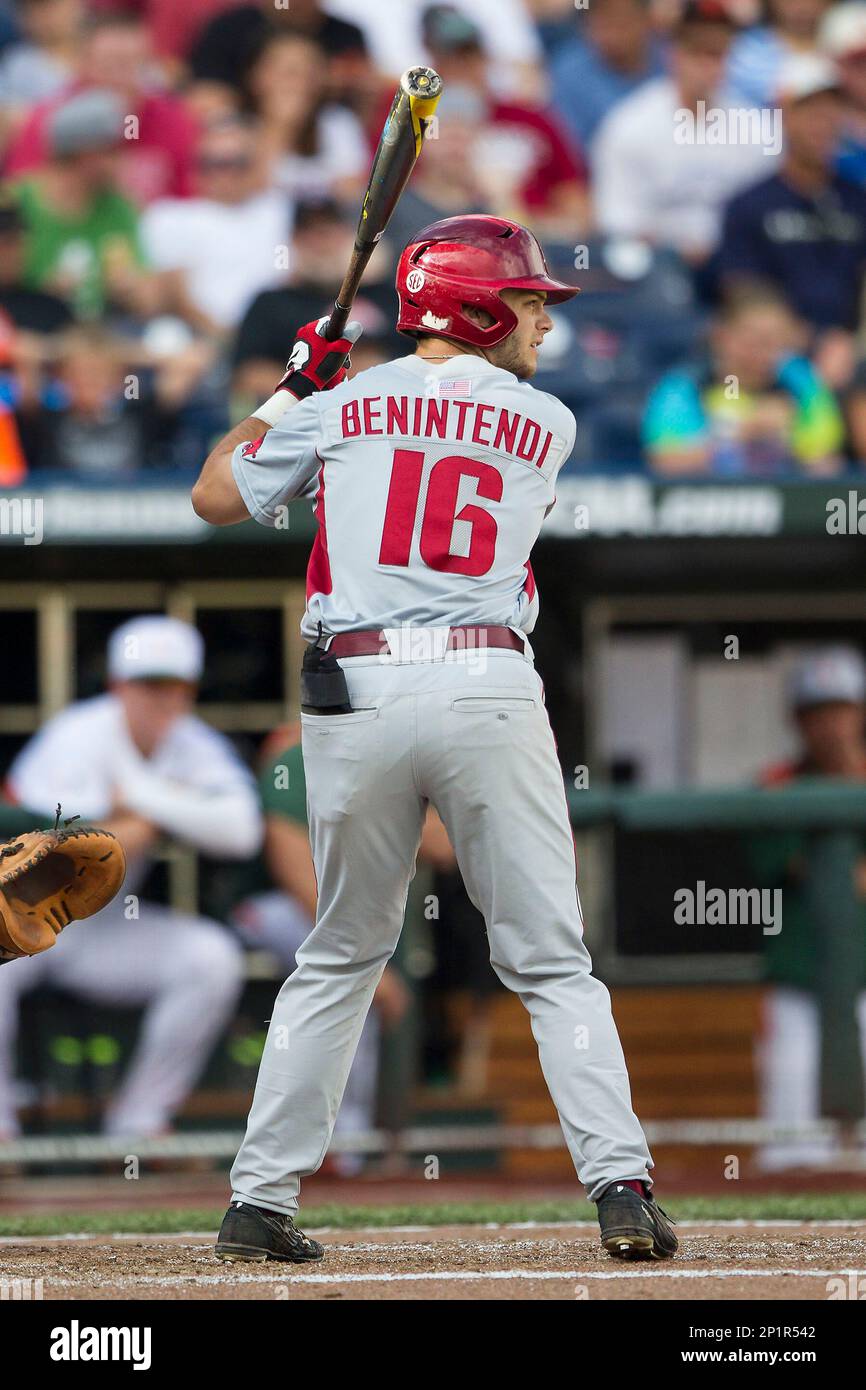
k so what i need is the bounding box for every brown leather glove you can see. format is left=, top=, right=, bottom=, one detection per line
left=0, top=821, right=126, bottom=965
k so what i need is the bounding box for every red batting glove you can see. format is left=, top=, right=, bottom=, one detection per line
left=276, top=315, right=363, bottom=401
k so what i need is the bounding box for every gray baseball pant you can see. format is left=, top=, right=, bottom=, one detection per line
left=230, top=649, right=652, bottom=1209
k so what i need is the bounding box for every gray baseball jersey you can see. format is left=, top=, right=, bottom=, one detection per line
left=231, top=354, right=576, bottom=639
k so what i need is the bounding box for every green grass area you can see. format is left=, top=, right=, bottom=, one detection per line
left=2, top=1192, right=866, bottom=1238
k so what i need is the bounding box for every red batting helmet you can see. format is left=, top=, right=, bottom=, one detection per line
left=395, top=214, right=580, bottom=349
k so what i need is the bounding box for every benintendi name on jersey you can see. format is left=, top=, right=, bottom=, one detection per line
left=337, top=392, right=564, bottom=472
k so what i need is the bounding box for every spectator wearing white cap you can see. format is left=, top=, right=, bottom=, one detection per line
left=754, top=645, right=866, bottom=1169
left=726, top=0, right=833, bottom=110
left=0, top=615, right=262, bottom=1142
left=820, top=2, right=866, bottom=186
left=786, top=645, right=866, bottom=716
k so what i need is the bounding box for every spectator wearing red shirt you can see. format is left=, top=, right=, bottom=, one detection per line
left=419, top=4, right=590, bottom=240
left=3, top=11, right=199, bottom=205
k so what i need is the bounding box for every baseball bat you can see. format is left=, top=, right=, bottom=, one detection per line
left=323, top=66, right=443, bottom=342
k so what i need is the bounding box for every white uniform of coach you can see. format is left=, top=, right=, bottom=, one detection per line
left=0, top=617, right=260, bottom=1140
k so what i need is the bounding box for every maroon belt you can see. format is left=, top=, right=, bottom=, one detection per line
left=327, top=625, right=524, bottom=659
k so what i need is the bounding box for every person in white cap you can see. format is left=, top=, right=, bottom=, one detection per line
left=726, top=0, right=832, bottom=111
left=0, top=615, right=261, bottom=1143
left=820, top=2, right=866, bottom=186
left=755, top=646, right=866, bottom=1169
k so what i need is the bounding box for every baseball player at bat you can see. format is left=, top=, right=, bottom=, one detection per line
left=194, top=209, right=677, bottom=1264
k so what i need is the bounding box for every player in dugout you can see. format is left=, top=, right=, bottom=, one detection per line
left=0, top=615, right=258, bottom=1145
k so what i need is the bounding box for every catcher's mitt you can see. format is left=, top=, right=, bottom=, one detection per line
left=0, top=817, right=126, bottom=965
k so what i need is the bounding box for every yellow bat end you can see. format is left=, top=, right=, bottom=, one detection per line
left=401, top=66, right=443, bottom=157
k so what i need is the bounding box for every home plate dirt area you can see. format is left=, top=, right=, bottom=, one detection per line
left=3, top=1222, right=865, bottom=1300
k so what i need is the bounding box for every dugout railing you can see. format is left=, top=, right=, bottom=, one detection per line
left=1, top=781, right=865, bottom=1167
left=567, top=782, right=866, bottom=1121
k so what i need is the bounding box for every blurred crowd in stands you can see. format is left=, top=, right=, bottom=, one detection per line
left=5, top=0, right=866, bottom=480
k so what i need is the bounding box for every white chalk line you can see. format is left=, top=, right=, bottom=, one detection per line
left=2, top=1217, right=866, bottom=1246
left=20, top=1266, right=866, bottom=1290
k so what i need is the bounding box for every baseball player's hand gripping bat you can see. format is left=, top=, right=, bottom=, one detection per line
left=323, top=66, right=443, bottom=343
